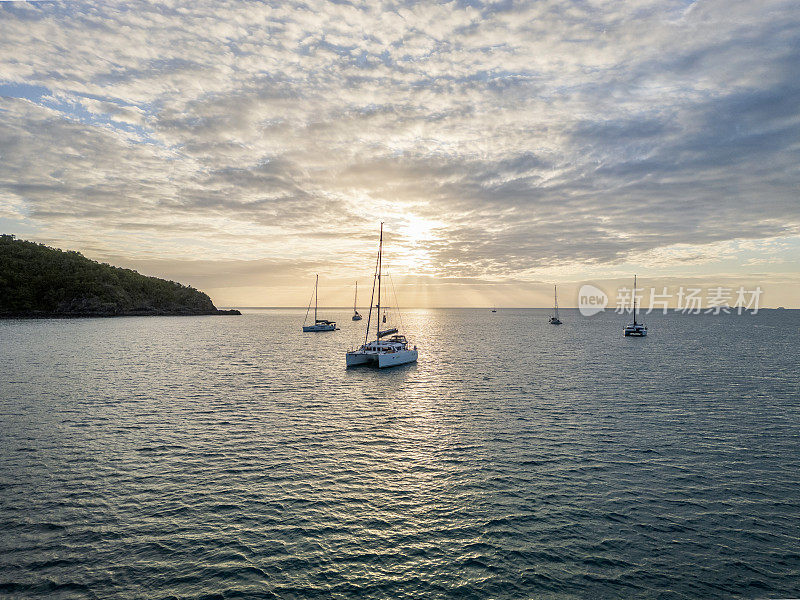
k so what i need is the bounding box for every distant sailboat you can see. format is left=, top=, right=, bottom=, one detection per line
left=352, top=281, right=362, bottom=320
left=346, top=223, right=418, bottom=368
left=302, top=274, right=337, bottom=332
left=623, top=275, right=647, bottom=337
left=549, top=285, right=562, bottom=324
left=491, top=307, right=497, bottom=313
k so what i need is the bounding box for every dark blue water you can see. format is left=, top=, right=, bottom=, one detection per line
left=1, top=309, right=799, bottom=599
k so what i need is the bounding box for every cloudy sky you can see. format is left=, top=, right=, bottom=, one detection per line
left=1, top=0, right=798, bottom=307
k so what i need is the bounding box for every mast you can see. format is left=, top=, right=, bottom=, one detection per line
left=314, top=274, right=318, bottom=322
left=376, top=222, right=383, bottom=341
left=633, top=274, right=637, bottom=326
left=354, top=281, right=357, bottom=313
left=554, top=285, right=559, bottom=319
left=364, top=225, right=381, bottom=346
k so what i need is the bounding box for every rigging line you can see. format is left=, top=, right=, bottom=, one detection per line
left=303, top=286, right=315, bottom=325
left=364, top=234, right=381, bottom=347
left=387, top=272, right=405, bottom=334
left=376, top=224, right=383, bottom=342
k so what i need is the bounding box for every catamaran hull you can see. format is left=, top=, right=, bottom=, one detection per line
left=379, top=350, right=417, bottom=368
left=303, top=324, right=337, bottom=332
left=624, top=328, right=647, bottom=336
left=346, top=350, right=418, bottom=368
left=346, top=352, right=371, bottom=366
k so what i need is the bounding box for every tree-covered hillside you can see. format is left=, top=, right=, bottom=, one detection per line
left=0, top=235, right=239, bottom=317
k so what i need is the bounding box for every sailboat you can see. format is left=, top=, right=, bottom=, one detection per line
left=346, top=223, right=418, bottom=368
left=623, top=275, right=647, bottom=336
left=352, top=281, right=362, bottom=320
left=302, top=274, right=337, bottom=332
left=549, top=285, right=562, bottom=324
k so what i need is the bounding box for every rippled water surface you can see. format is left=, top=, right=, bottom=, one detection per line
left=1, top=308, right=799, bottom=599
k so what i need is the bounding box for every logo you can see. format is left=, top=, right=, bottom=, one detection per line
left=578, top=284, right=608, bottom=316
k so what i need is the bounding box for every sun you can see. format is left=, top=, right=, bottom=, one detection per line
left=347, top=196, right=444, bottom=275
left=389, top=213, right=443, bottom=273
left=402, top=213, right=439, bottom=245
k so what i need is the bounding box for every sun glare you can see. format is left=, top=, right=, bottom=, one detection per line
left=386, top=212, right=443, bottom=274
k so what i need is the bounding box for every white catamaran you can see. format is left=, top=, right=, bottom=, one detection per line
left=623, top=275, right=647, bottom=337
left=352, top=281, right=362, bottom=321
left=346, top=223, right=418, bottom=368
left=549, top=285, right=562, bottom=325
left=302, top=274, right=337, bottom=332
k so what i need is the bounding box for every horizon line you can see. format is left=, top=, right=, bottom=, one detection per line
left=221, top=306, right=795, bottom=310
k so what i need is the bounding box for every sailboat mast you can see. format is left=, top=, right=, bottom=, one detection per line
left=364, top=226, right=381, bottom=346
left=376, top=222, right=383, bottom=341
left=633, top=274, right=637, bottom=326
left=554, top=285, right=559, bottom=319
left=354, top=281, right=357, bottom=312
left=314, top=274, right=318, bottom=322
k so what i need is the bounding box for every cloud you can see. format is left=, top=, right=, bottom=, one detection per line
left=0, top=0, right=798, bottom=304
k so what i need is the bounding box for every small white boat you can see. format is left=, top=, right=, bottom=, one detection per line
left=624, top=275, right=647, bottom=337
left=302, top=274, right=337, bottom=332
left=549, top=285, right=562, bottom=325
left=352, top=281, right=362, bottom=321
left=346, top=223, right=418, bottom=368
left=304, top=320, right=336, bottom=332
left=624, top=322, right=647, bottom=336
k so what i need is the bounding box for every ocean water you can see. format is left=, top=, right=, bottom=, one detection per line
left=1, top=308, right=799, bottom=599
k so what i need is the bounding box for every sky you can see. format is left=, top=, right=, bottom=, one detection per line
left=0, top=0, right=798, bottom=308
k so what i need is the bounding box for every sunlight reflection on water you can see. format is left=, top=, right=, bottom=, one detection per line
left=1, top=309, right=799, bottom=598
